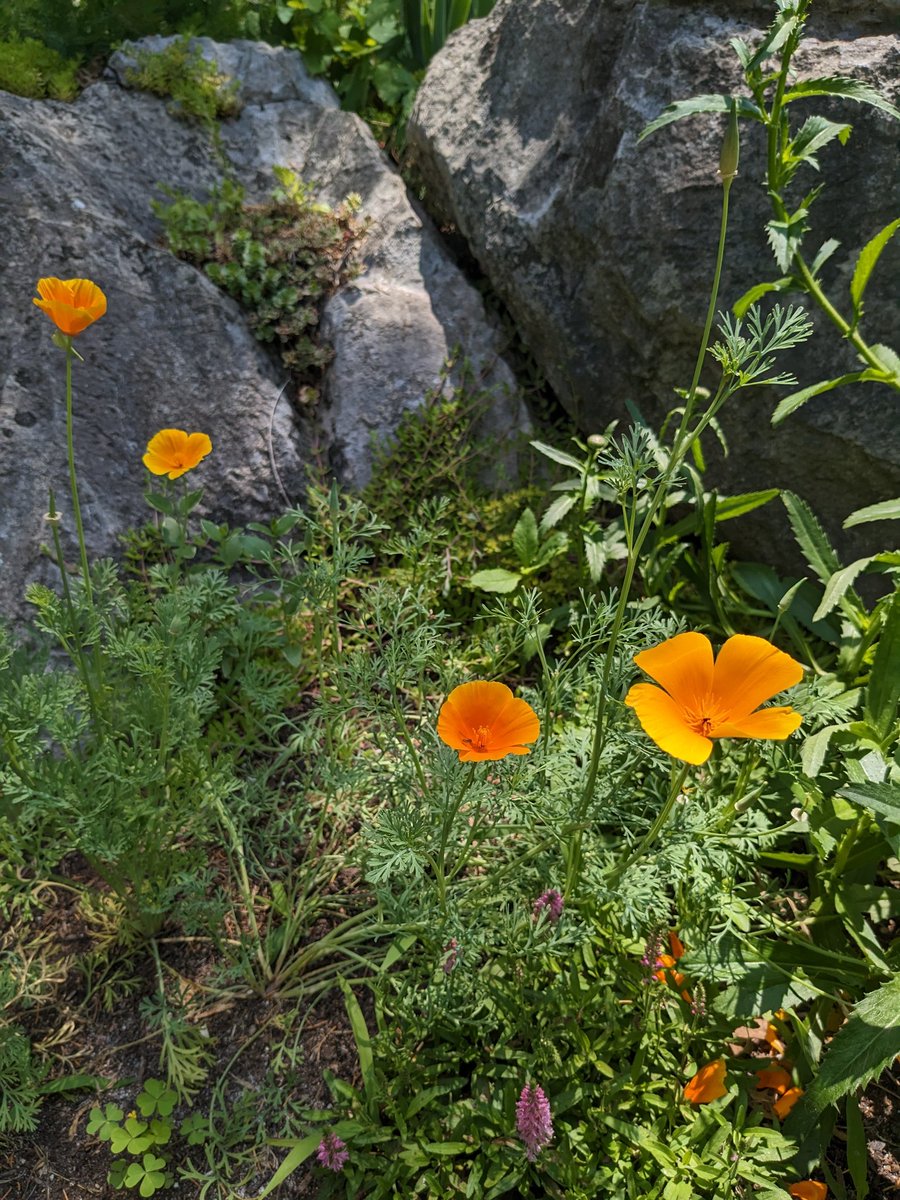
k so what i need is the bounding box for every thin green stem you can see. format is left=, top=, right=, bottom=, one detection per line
left=64, top=346, right=93, bottom=604
left=565, top=176, right=734, bottom=898
left=605, top=761, right=692, bottom=886
left=435, top=762, right=477, bottom=910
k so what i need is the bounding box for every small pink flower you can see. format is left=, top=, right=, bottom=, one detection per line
left=316, top=1133, right=349, bottom=1171
left=533, top=889, right=563, bottom=923
left=516, top=1083, right=553, bottom=1160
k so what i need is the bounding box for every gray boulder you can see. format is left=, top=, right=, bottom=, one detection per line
left=407, top=0, right=900, bottom=563
left=0, top=37, right=522, bottom=619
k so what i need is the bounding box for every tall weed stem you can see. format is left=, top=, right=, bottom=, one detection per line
left=566, top=172, right=734, bottom=897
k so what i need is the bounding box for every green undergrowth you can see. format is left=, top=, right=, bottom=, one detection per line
left=0, top=37, right=79, bottom=100
left=122, top=35, right=242, bottom=123
left=155, top=166, right=367, bottom=388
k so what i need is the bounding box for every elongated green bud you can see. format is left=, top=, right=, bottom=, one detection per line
left=719, top=101, right=740, bottom=183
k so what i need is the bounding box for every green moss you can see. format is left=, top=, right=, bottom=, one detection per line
left=124, top=36, right=241, bottom=123
left=154, top=167, right=367, bottom=384
left=0, top=38, right=80, bottom=101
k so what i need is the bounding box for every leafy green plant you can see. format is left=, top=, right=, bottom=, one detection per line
left=0, top=36, right=79, bottom=99
left=88, top=1079, right=212, bottom=1194
left=122, top=35, right=242, bottom=123
left=154, top=167, right=366, bottom=386
left=402, top=0, right=496, bottom=70
left=640, top=0, right=900, bottom=416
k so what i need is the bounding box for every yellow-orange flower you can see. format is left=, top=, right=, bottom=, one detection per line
left=683, top=1059, right=727, bottom=1104
left=789, top=1183, right=827, bottom=1200
left=143, top=429, right=213, bottom=480
left=773, top=1085, right=804, bottom=1119
left=625, top=632, right=804, bottom=764
left=437, top=681, right=540, bottom=762
left=756, top=1064, right=793, bottom=1095
left=654, top=930, right=690, bottom=1000
left=33, top=277, right=107, bottom=336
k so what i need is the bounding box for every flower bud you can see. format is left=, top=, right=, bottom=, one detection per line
left=719, top=101, right=740, bottom=183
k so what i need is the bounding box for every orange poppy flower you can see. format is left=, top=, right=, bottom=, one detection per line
left=33, top=277, right=107, bottom=336
left=437, top=681, right=540, bottom=762
left=789, top=1183, right=827, bottom=1200
left=654, top=930, right=690, bottom=1001
left=773, top=1086, right=804, bottom=1119
left=624, top=633, right=804, bottom=764
left=683, top=1059, right=727, bottom=1104
left=764, top=1021, right=786, bottom=1057
left=143, top=429, right=213, bottom=480
left=756, top=1064, right=793, bottom=1095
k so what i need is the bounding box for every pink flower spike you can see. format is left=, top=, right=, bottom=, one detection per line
left=533, top=889, right=564, bottom=923
left=516, top=1083, right=554, bottom=1161
left=316, top=1133, right=349, bottom=1171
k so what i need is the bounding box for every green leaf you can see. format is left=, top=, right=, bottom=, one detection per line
left=539, top=493, right=577, bottom=532
left=256, top=1134, right=323, bottom=1199
left=850, top=218, right=900, bottom=321
left=785, top=976, right=900, bottom=1143
left=783, top=77, right=900, bottom=121
left=812, top=557, right=873, bottom=621
left=638, top=94, right=763, bottom=141
left=772, top=371, right=878, bottom=423
left=781, top=491, right=842, bottom=587
left=843, top=497, right=900, bottom=528
left=529, top=439, right=584, bottom=470
left=732, top=278, right=792, bottom=319
left=810, top=237, right=841, bottom=276
left=766, top=210, right=809, bottom=272
left=338, top=978, right=377, bottom=1114
left=512, top=508, right=539, bottom=566
left=469, top=568, right=521, bottom=594
left=788, top=115, right=852, bottom=166
left=869, top=343, right=900, bottom=383
left=745, top=13, right=799, bottom=72
left=714, top=489, right=781, bottom=520
left=864, top=591, right=900, bottom=737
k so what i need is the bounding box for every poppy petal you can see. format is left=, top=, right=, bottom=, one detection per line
left=684, top=1059, right=727, bottom=1104
left=714, top=706, right=802, bottom=741
left=789, top=1183, right=828, bottom=1200
left=756, top=1065, right=793, bottom=1094
left=624, top=683, right=713, bottom=764
left=484, top=696, right=541, bottom=748
left=773, top=1086, right=803, bottom=1119
left=632, top=632, right=714, bottom=710
left=711, top=635, right=804, bottom=720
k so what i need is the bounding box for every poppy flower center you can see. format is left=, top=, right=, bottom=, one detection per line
left=691, top=715, right=715, bottom=737
left=463, top=723, right=492, bottom=751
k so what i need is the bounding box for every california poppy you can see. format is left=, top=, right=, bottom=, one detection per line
left=143, top=429, right=213, bottom=480
left=773, top=1085, right=804, bottom=1119
left=437, top=681, right=540, bottom=762
left=33, top=277, right=107, bottom=336
left=683, top=1059, right=727, bottom=1104
left=654, top=929, right=686, bottom=986
left=756, top=1064, right=793, bottom=1095
left=789, top=1183, right=827, bottom=1200
left=625, top=632, right=803, bottom=764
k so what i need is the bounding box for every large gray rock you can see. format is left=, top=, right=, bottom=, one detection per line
left=0, top=37, right=522, bottom=619
left=407, top=0, right=900, bottom=563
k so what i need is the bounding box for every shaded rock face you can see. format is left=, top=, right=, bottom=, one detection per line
left=0, top=37, right=521, bottom=619
left=407, top=0, right=900, bottom=565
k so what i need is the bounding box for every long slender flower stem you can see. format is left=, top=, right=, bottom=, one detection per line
left=605, top=761, right=691, bottom=886
left=565, top=176, right=734, bottom=899
left=64, top=345, right=93, bottom=605
left=435, top=763, right=477, bottom=910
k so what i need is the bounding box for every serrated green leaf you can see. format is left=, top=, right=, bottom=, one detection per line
left=851, top=218, right=900, bottom=321
left=772, top=372, right=873, bottom=424
left=869, top=343, right=900, bottom=383
left=864, top=592, right=900, bottom=737
left=843, top=497, right=900, bottom=528
left=732, top=278, right=792, bottom=319
left=801, top=724, right=848, bottom=778
left=469, top=568, right=522, bottom=594
left=766, top=211, right=809, bottom=272
left=810, top=237, right=841, bottom=276
left=529, top=439, right=584, bottom=470
left=812, top=557, right=873, bottom=621
left=512, top=508, right=539, bottom=566
left=584, top=535, right=606, bottom=583
left=539, top=493, right=577, bottom=533
left=533, top=530, right=569, bottom=569
left=781, top=491, right=842, bottom=586
left=785, top=976, right=900, bottom=1143
left=638, top=94, right=763, bottom=141
left=783, top=77, right=900, bottom=121
left=788, top=115, right=852, bottom=166
left=745, top=13, right=798, bottom=71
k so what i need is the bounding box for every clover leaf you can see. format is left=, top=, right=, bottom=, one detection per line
left=179, top=1112, right=210, bottom=1145
left=135, top=1079, right=177, bottom=1118
left=123, top=1153, right=169, bottom=1197
left=108, top=1116, right=152, bottom=1155
left=87, top=1103, right=125, bottom=1140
